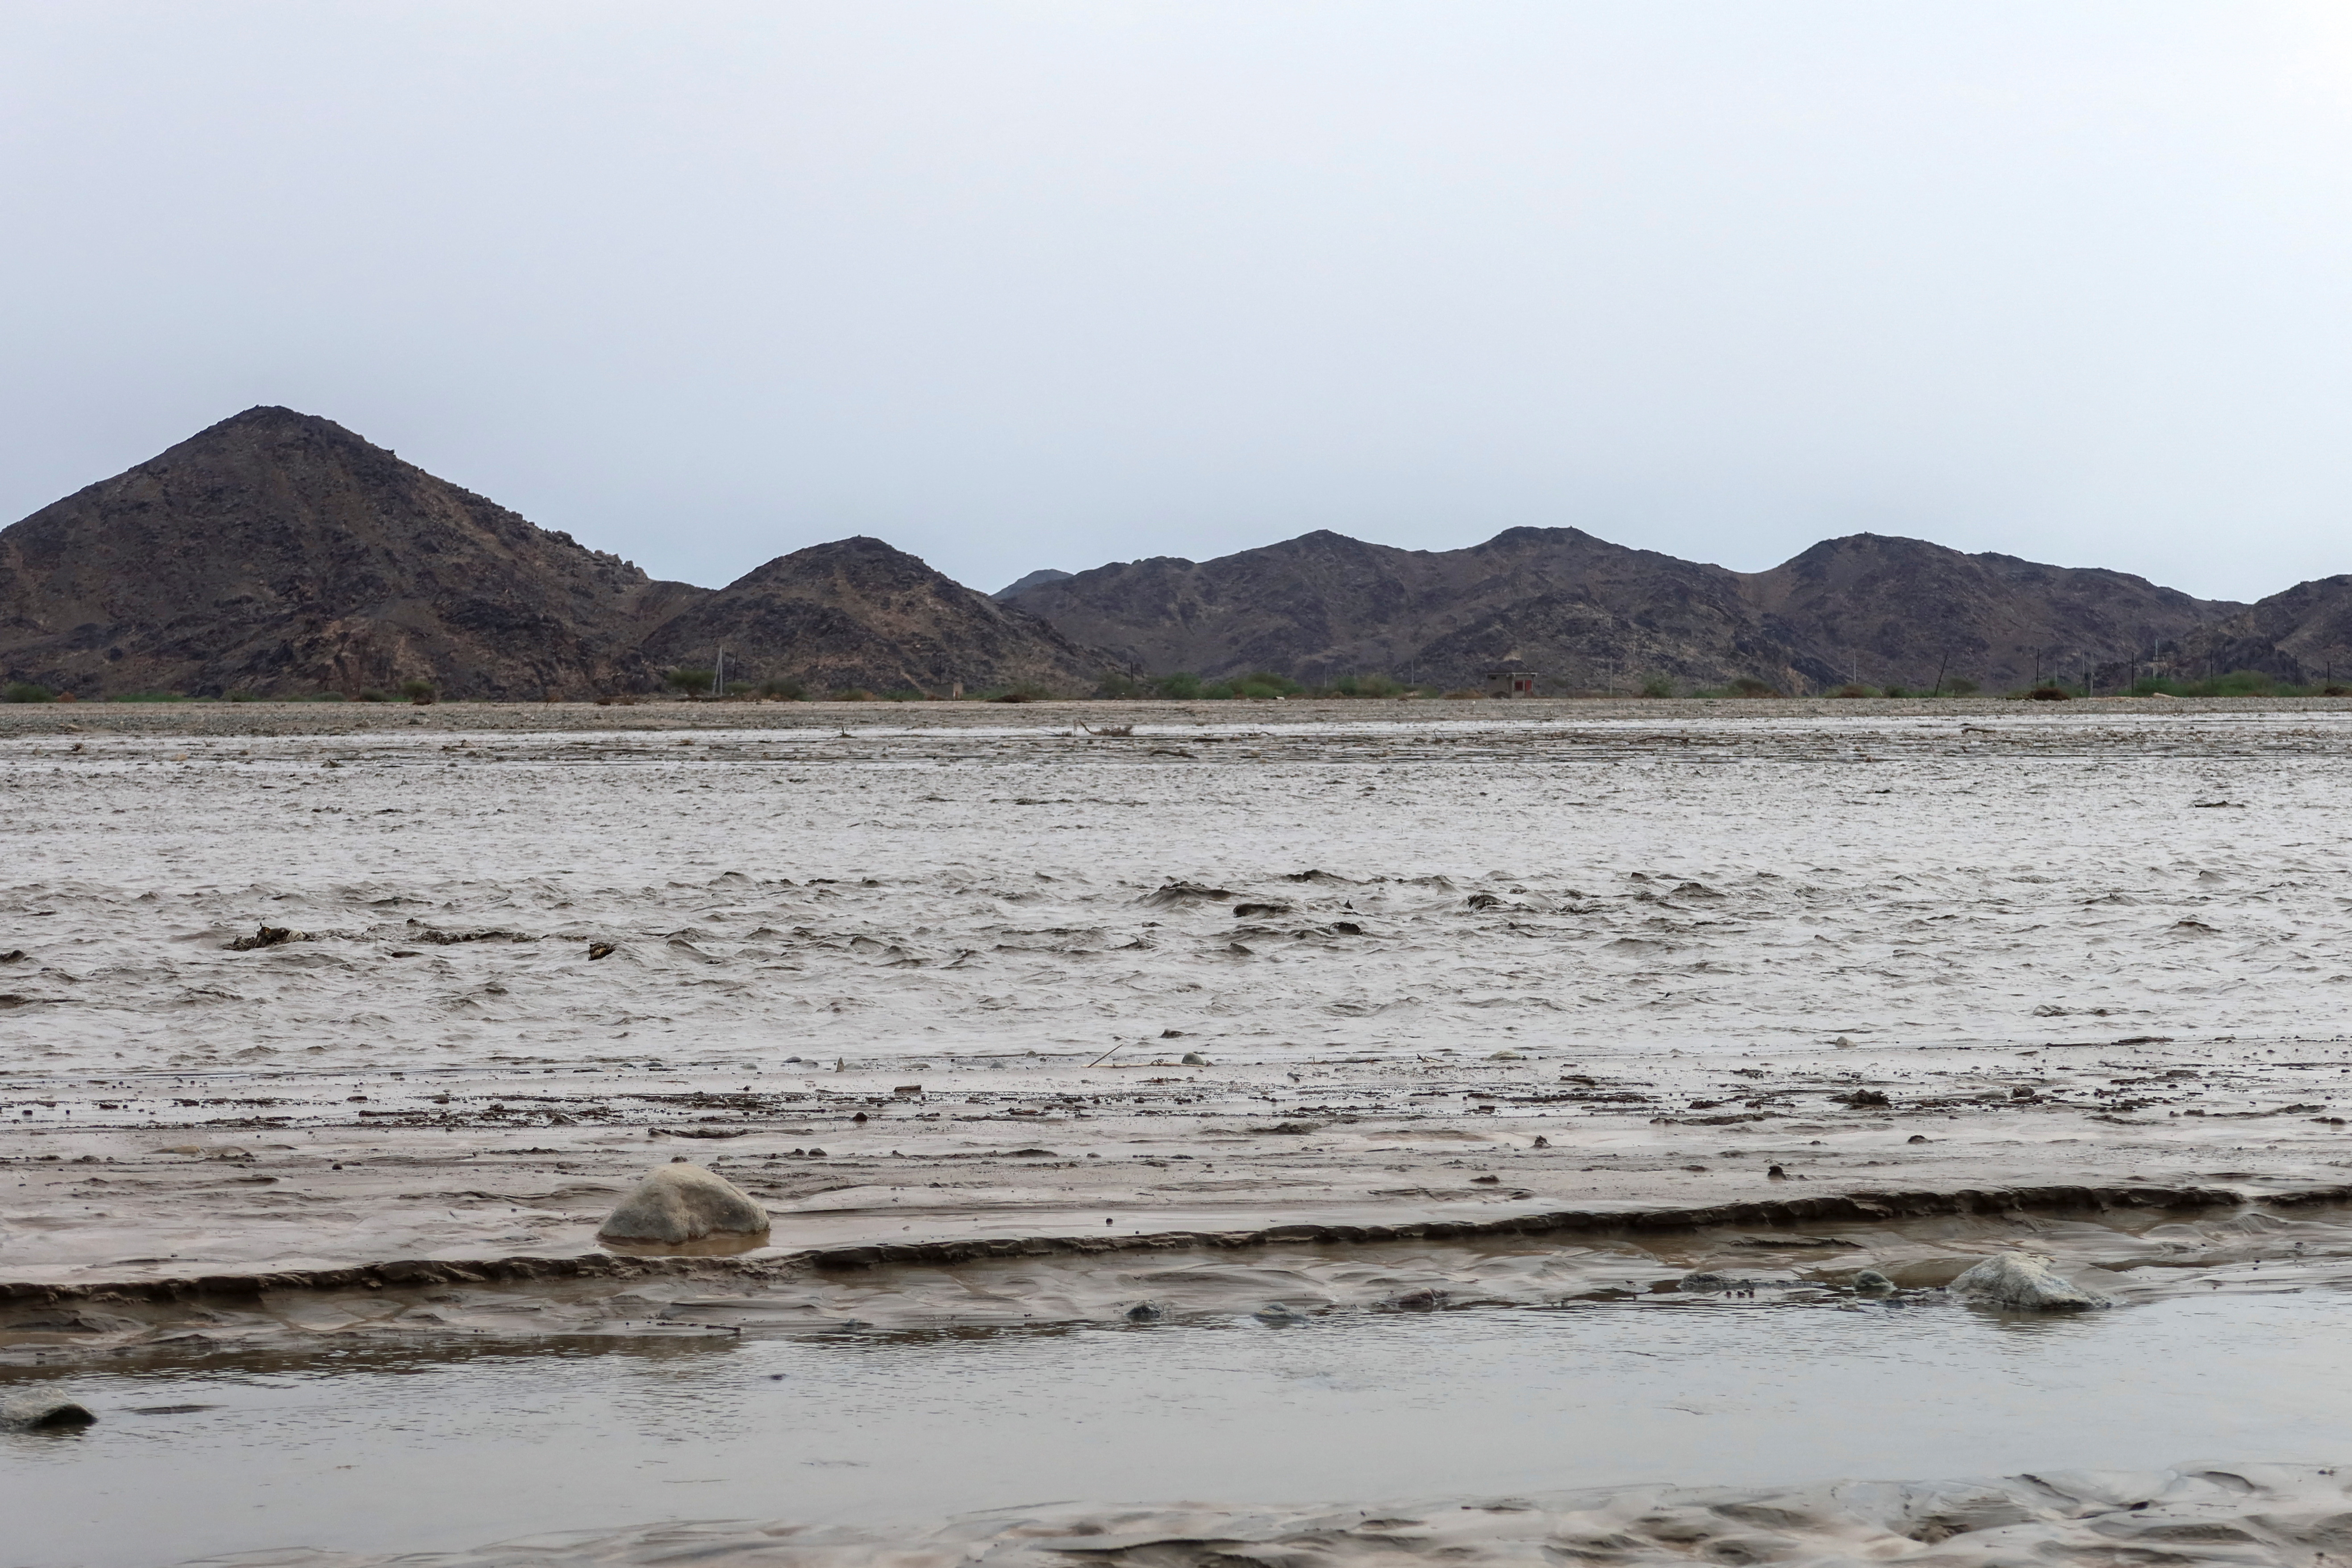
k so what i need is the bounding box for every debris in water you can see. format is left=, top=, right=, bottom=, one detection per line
left=226, top=925, right=307, bottom=951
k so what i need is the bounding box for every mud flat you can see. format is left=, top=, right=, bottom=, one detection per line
left=5, top=702, right=2352, bottom=1564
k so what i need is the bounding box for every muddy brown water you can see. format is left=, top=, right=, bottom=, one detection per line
left=7, top=1278, right=2352, bottom=1568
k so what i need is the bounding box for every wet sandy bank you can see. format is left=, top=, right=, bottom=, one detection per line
left=11, top=1184, right=2352, bottom=1358
left=165, top=1464, right=2352, bottom=1568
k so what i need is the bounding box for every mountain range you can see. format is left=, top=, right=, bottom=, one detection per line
left=0, top=406, right=2344, bottom=699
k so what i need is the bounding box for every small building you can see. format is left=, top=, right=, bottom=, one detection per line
left=1483, top=663, right=1540, bottom=698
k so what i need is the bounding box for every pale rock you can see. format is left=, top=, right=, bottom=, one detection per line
left=597, top=1162, right=770, bottom=1245
left=1949, top=1252, right=2108, bottom=1310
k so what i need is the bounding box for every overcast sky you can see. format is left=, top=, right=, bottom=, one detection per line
left=5, top=2, right=2352, bottom=601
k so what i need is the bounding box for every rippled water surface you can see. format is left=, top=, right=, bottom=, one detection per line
left=8, top=1288, right=2351, bottom=1568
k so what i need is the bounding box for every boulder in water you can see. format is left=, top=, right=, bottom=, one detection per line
left=597, top=1162, right=770, bottom=1246
left=1949, top=1252, right=2107, bottom=1311
left=1, top=1393, right=95, bottom=1430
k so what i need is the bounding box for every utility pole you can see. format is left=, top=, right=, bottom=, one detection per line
left=712, top=649, right=725, bottom=697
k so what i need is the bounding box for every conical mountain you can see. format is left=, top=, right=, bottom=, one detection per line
left=638, top=536, right=1114, bottom=696
left=0, top=407, right=695, bottom=699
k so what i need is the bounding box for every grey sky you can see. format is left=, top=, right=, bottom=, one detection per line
left=4, top=1, right=2349, bottom=601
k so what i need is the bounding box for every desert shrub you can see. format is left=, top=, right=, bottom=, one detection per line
left=725, top=681, right=756, bottom=697
left=2024, top=684, right=2072, bottom=701
left=2, top=682, right=54, bottom=703
left=831, top=687, right=875, bottom=701
left=1882, top=685, right=1912, bottom=699
left=665, top=668, right=713, bottom=696
left=1939, top=677, right=1979, bottom=696
left=1638, top=674, right=1676, bottom=698
left=2129, top=669, right=2286, bottom=699
left=296, top=692, right=348, bottom=702
left=2324, top=684, right=2352, bottom=697
left=1097, top=671, right=1147, bottom=699
left=399, top=678, right=436, bottom=705
left=883, top=688, right=929, bottom=701
left=1830, top=683, right=1876, bottom=698
left=758, top=677, right=806, bottom=700
left=1442, top=688, right=1483, bottom=699
left=1150, top=672, right=1204, bottom=699
left=109, top=691, right=186, bottom=703
left=357, top=689, right=389, bottom=702
left=1730, top=677, right=1781, bottom=698
left=225, top=690, right=262, bottom=702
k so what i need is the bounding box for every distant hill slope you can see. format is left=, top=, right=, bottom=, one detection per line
left=1741, top=534, right=2238, bottom=693
left=638, top=537, right=1113, bottom=696
left=0, top=407, right=693, bottom=699
left=2180, top=575, right=2352, bottom=684
left=998, top=527, right=1798, bottom=691
left=992, top=567, right=1072, bottom=600
left=1002, top=528, right=2243, bottom=693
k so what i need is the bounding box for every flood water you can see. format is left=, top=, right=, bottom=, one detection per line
left=8, top=1286, right=2351, bottom=1568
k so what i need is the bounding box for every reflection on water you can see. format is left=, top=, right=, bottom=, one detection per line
left=5, top=1289, right=2350, bottom=1568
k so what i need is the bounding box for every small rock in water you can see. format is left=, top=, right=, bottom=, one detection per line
left=226, top=925, right=307, bottom=952
left=1253, top=1302, right=1309, bottom=1326
left=587, top=942, right=616, bottom=960
left=1, top=1393, right=95, bottom=1430
left=1851, top=1269, right=1897, bottom=1293
left=1124, top=1302, right=1163, bottom=1323
left=597, top=1163, right=770, bottom=1245
left=1180, top=1052, right=1208, bottom=1065
left=1678, top=1271, right=1771, bottom=1295
left=1949, top=1252, right=2108, bottom=1311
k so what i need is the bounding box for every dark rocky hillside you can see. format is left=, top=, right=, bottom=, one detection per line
left=638, top=537, right=1110, bottom=696
left=0, top=410, right=1116, bottom=700
left=1003, top=528, right=2243, bottom=693
left=0, top=407, right=692, bottom=699
left=2177, top=575, right=2352, bottom=685
left=1742, top=534, right=2237, bottom=693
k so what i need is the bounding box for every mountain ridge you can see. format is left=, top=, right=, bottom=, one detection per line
left=2, top=406, right=2343, bottom=699
left=1000, top=525, right=2252, bottom=693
